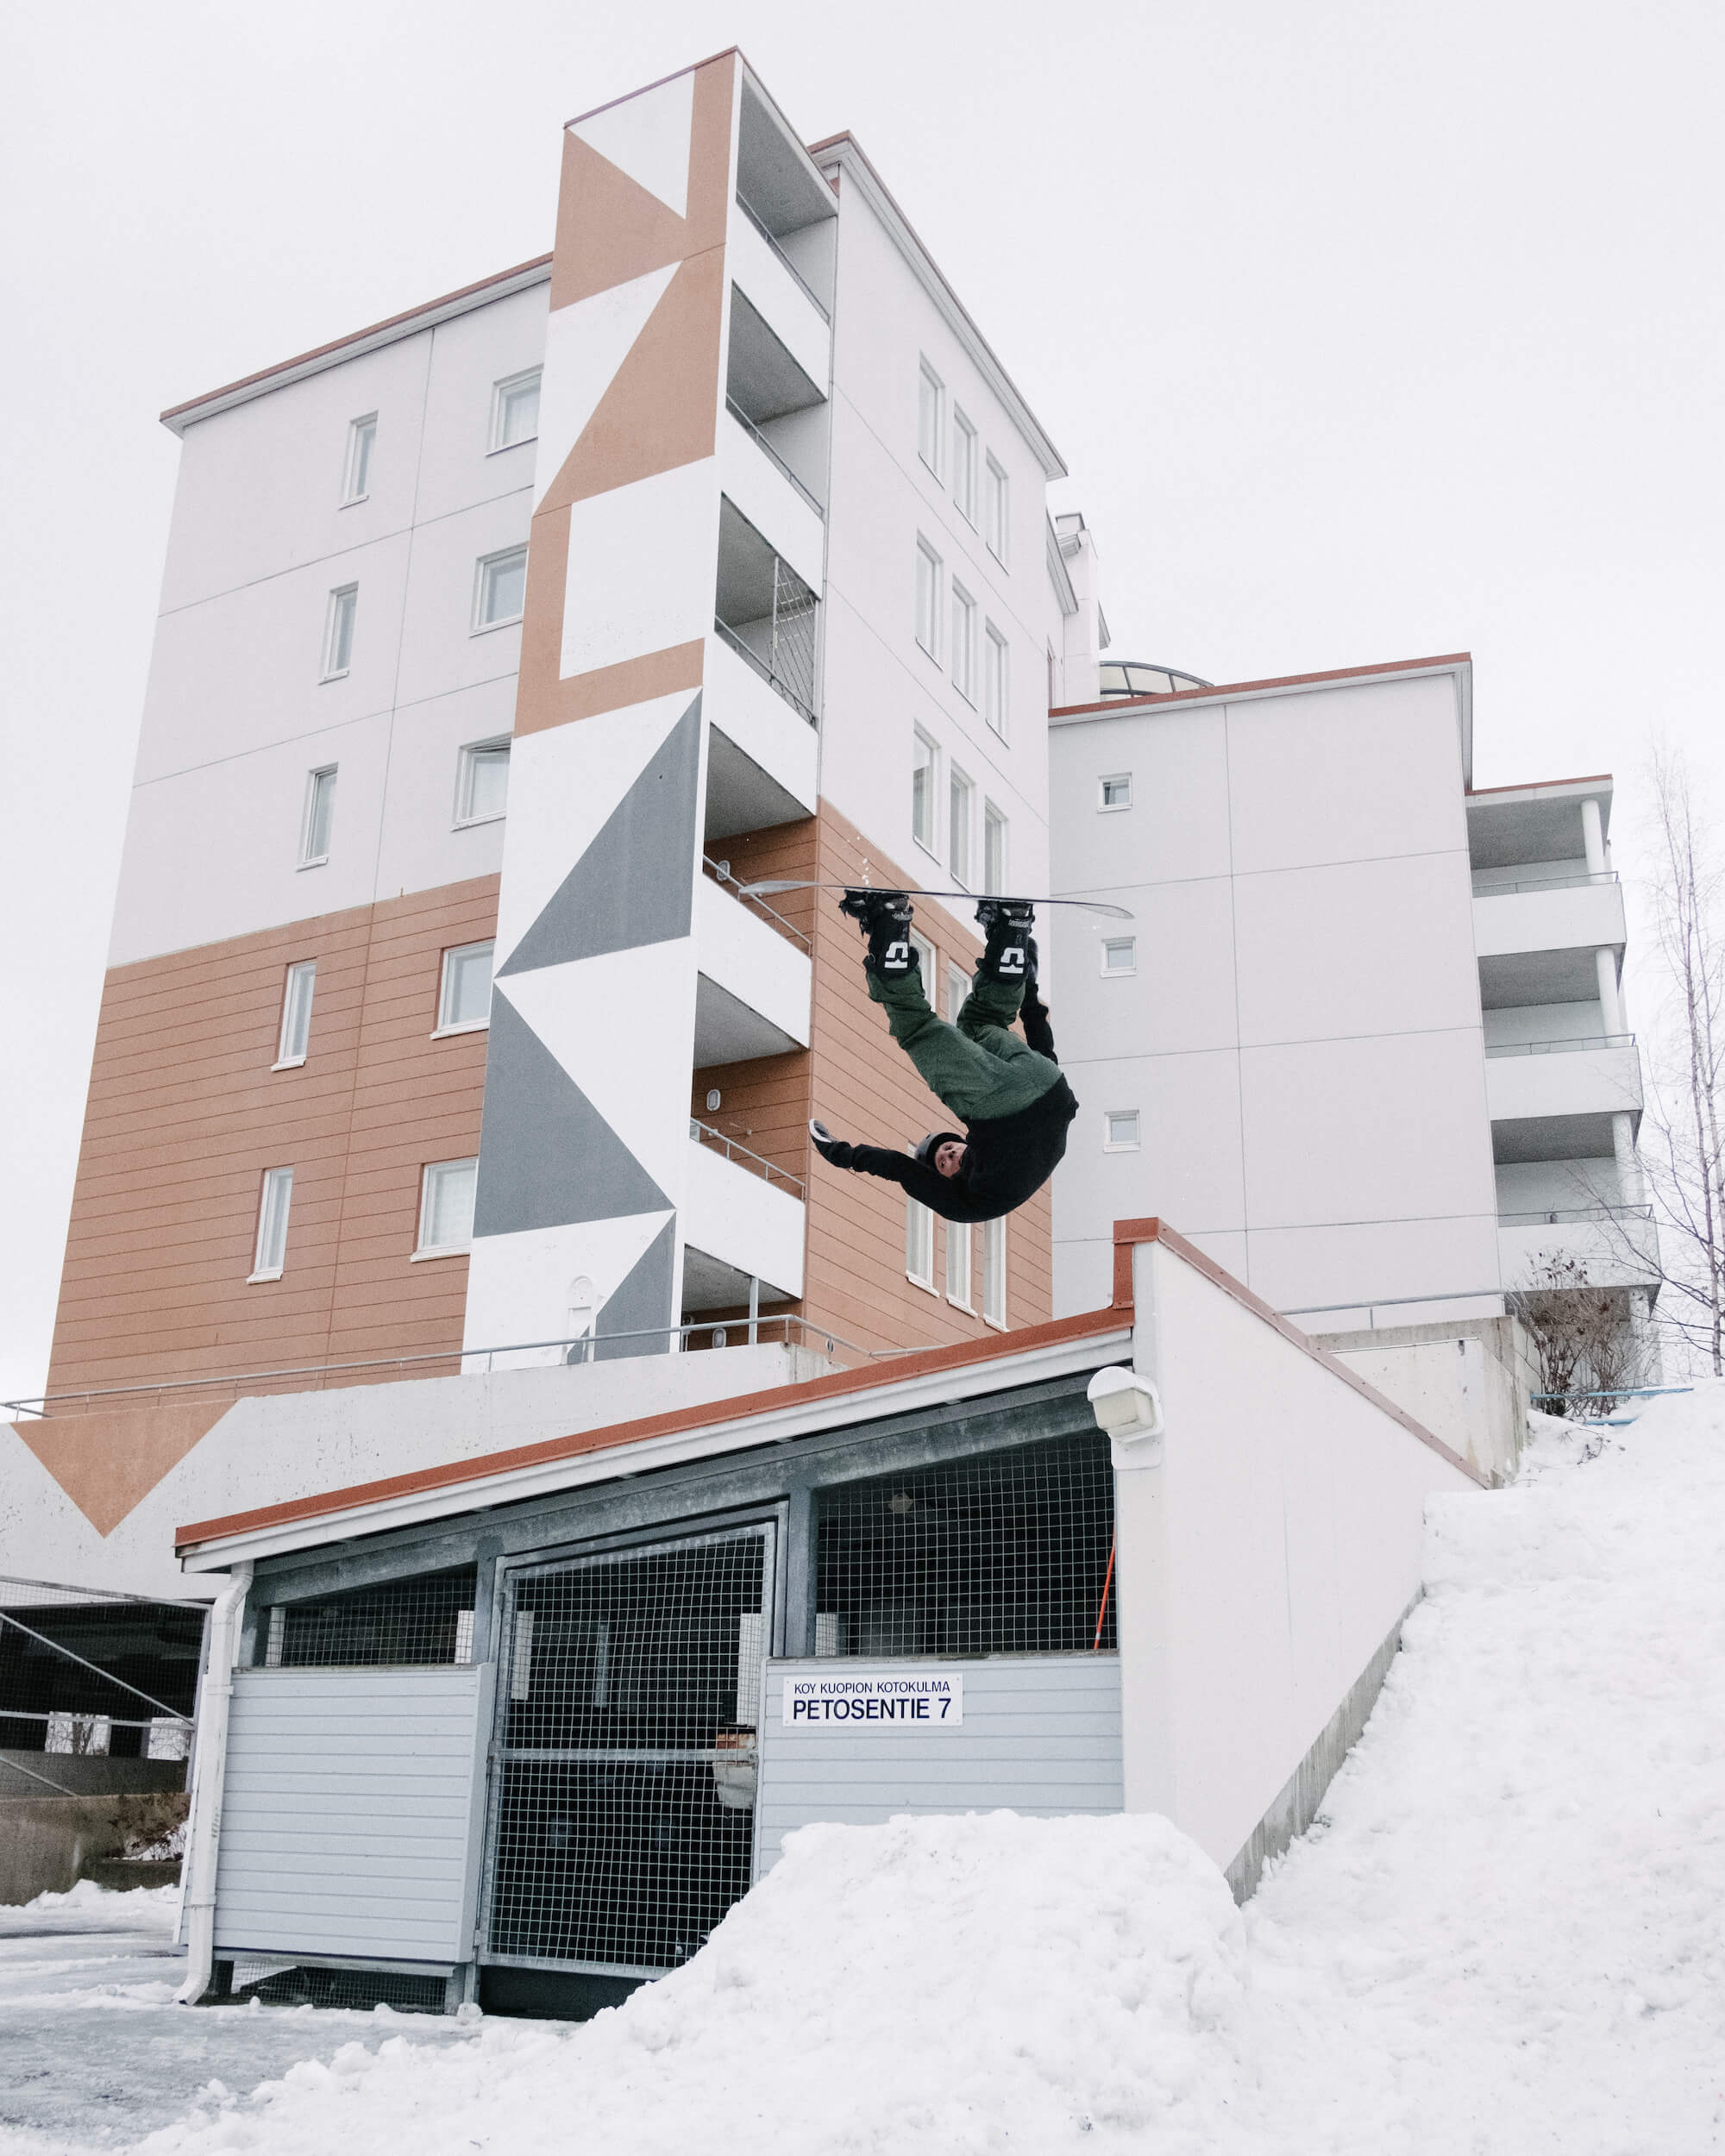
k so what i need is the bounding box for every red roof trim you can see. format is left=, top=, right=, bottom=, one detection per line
left=1465, top=774, right=1613, bottom=798
left=173, top=1305, right=1132, bottom=1550
left=1051, top=653, right=1471, bottom=718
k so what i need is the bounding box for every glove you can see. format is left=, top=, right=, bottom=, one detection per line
left=809, top=1119, right=856, bottom=1170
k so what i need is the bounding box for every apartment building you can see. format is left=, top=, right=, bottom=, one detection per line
left=1047, top=658, right=1659, bottom=1370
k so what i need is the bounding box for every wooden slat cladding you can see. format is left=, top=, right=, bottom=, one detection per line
left=46, top=879, right=499, bottom=1396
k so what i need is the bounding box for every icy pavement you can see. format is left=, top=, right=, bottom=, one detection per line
left=0, top=1884, right=477, bottom=2154
left=9, top=1389, right=1725, bottom=2153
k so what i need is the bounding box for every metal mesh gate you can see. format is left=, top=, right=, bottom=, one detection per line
left=481, top=1525, right=774, bottom=1978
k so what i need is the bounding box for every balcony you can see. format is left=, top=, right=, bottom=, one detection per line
left=1474, top=871, right=1625, bottom=987
left=729, top=192, right=831, bottom=390
left=1498, top=1206, right=1660, bottom=1291
left=703, top=628, right=818, bottom=839
left=694, top=864, right=812, bottom=1063
left=682, top=1124, right=806, bottom=1303
left=1485, top=1036, right=1642, bottom=1127
left=715, top=497, right=820, bottom=726
left=718, top=407, right=825, bottom=592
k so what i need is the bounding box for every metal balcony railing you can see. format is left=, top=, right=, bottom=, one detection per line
left=1484, top=1033, right=1635, bottom=1058
left=703, top=855, right=811, bottom=950
left=688, top=1118, right=806, bottom=1197
left=725, top=397, right=825, bottom=518
left=1498, top=1204, right=1654, bottom=1226
left=1472, top=869, right=1621, bottom=895
left=713, top=614, right=817, bottom=726
left=734, top=191, right=831, bottom=322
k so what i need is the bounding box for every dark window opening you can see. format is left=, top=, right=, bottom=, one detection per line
left=258, top=1565, right=477, bottom=1669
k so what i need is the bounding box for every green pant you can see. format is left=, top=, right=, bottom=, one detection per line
left=867, top=965, right=1062, bottom=1124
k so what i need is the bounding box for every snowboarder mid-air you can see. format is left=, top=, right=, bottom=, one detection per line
left=808, top=892, right=1079, bottom=1223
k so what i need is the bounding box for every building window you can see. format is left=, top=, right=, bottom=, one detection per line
left=456, top=740, right=511, bottom=825
left=1101, top=937, right=1137, bottom=977
left=299, top=767, right=337, bottom=868
left=946, top=1219, right=972, bottom=1311
left=951, top=583, right=976, bottom=704
left=1105, top=1110, right=1141, bottom=1151
left=983, top=802, right=1007, bottom=895
left=949, top=767, right=974, bottom=887
left=250, top=1166, right=293, bottom=1282
left=912, top=728, right=938, bottom=853
left=909, top=927, right=936, bottom=981
left=952, top=410, right=977, bottom=522
left=915, top=539, right=942, bottom=661
left=436, top=940, right=494, bottom=1034
left=984, top=624, right=1010, bottom=737
left=491, top=367, right=542, bottom=451
left=1100, top=773, right=1132, bottom=811
left=917, top=359, right=944, bottom=477
left=322, top=585, right=357, bottom=680
left=474, top=546, right=528, bottom=631
left=417, top=1158, right=478, bottom=1257
left=984, top=454, right=1010, bottom=564
left=342, top=415, right=376, bottom=505
left=275, top=961, right=316, bottom=1068
left=906, top=1197, right=934, bottom=1288
left=982, top=1218, right=1006, bottom=1326
left=946, top=960, right=972, bottom=1018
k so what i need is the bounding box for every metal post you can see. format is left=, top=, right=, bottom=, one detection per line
left=748, top=1276, right=760, bottom=1348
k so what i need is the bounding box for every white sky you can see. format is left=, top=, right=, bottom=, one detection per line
left=3, top=0, right=1721, bottom=1401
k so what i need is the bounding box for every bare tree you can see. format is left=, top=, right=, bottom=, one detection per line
left=1509, top=1251, right=1643, bottom=1416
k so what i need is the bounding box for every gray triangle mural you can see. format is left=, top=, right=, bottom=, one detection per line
left=473, top=993, right=670, bottom=1236
left=593, top=1217, right=678, bottom=1361
left=499, top=695, right=702, bottom=979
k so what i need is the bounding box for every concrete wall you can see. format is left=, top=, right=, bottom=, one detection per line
left=0, top=1791, right=187, bottom=1905
left=1315, top=1314, right=1534, bottom=1485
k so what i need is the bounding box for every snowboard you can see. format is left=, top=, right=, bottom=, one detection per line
left=737, top=881, right=1135, bottom=921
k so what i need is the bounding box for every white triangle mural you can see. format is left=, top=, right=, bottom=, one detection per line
left=462, top=1211, right=675, bottom=1360
left=534, top=261, right=680, bottom=512
left=568, top=71, right=695, bottom=220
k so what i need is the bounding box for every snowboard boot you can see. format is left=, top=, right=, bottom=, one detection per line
left=974, top=899, right=1035, bottom=986
left=843, top=889, right=918, bottom=980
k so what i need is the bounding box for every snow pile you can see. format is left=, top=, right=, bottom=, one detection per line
left=136, top=1811, right=1247, bottom=2154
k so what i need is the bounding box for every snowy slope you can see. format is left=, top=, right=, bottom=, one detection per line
left=126, top=1388, right=1725, bottom=2154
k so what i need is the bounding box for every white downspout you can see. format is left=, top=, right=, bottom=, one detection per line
left=174, top=1562, right=252, bottom=2006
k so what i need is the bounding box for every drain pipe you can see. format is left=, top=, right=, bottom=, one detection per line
left=174, top=1562, right=252, bottom=2006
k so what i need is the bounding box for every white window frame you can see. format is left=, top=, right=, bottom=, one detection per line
left=273, top=961, right=317, bottom=1069
left=984, top=453, right=1010, bottom=564
left=952, top=409, right=977, bottom=523
left=982, top=801, right=1008, bottom=896
left=472, top=545, right=528, bottom=635
left=914, top=538, right=943, bottom=661
left=984, top=623, right=1010, bottom=738
left=948, top=765, right=974, bottom=889
left=1104, top=1110, right=1142, bottom=1152
left=982, top=1216, right=1006, bottom=1328
left=435, top=940, right=495, bottom=1037
left=414, top=1157, right=479, bottom=1260
left=298, top=767, right=337, bottom=868
left=321, top=584, right=357, bottom=680
left=945, top=1219, right=973, bottom=1312
left=950, top=581, right=977, bottom=705
left=906, top=1197, right=935, bottom=1290
left=249, top=1166, right=293, bottom=1282
left=342, top=414, right=376, bottom=505
left=912, top=728, right=939, bottom=856
left=917, top=358, right=944, bottom=478
left=1099, top=773, right=1133, bottom=811
left=1101, top=937, right=1138, bottom=978
left=909, top=927, right=936, bottom=981
left=455, top=739, right=511, bottom=827
left=945, top=960, right=972, bottom=1019
left=489, top=367, right=543, bottom=453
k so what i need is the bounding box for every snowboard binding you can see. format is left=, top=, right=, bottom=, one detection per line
left=842, top=888, right=918, bottom=979
left=974, top=899, right=1036, bottom=986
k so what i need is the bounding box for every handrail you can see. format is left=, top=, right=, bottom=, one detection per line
left=725, top=396, right=825, bottom=518
left=712, top=615, right=817, bottom=724
left=734, top=191, right=831, bottom=322
left=703, top=855, right=812, bottom=950
left=1473, top=869, right=1621, bottom=895
left=1498, top=1204, right=1654, bottom=1225
left=1485, top=1033, right=1635, bottom=1058
left=688, top=1117, right=806, bottom=1196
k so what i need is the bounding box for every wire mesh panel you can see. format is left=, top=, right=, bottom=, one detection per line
left=483, top=1526, right=773, bottom=1977
left=257, top=1567, right=476, bottom=1669
left=0, top=1574, right=204, bottom=1758
left=814, top=1433, right=1117, bottom=1658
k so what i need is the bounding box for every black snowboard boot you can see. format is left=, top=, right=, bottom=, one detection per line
left=974, top=899, right=1035, bottom=986
left=843, top=889, right=918, bottom=980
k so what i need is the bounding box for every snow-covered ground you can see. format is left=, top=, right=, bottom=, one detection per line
left=4, top=1390, right=1723, bottom=2153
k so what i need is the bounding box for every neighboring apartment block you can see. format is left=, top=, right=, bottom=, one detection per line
left=46, top=52, right=1098, bottom=1421
left=1048, top=659, right=1658, bottom=1357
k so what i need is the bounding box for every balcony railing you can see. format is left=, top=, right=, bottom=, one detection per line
left=726, top=396, right=825, bottom=519
left=688, top=1117, right=806, bottom=1197
left=1484, top=1033, right=1635, bottom=1058
left=703, top=854, right=811, bottom=950
left=714, top=614, right=817, bottom=726
left=1498, top=1204, right=1654, bottom=1226
left=1472, top=869, right=1621, bottom=895
left=735, top=191, right=831, bottom=322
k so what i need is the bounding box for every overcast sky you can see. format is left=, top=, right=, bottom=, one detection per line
left=3, top=0, right=1721, bottom=1401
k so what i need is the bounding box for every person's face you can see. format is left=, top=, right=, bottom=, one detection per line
left=934, top=1140, right=967, bottom=1178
